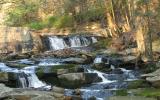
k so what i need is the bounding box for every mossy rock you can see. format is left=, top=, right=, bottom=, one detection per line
left=128, top=80, right=150, bottom=89
left=6, top=63, right=28, bottom=69
left=133, top=88, right=160, bottom=97
left=114, top=89, right=128, bottom=96
left=92, top=64, right=111, bottom=73
left=50, top=64, right=77, bottom=73
left=58, top=73, right=102, bottom=89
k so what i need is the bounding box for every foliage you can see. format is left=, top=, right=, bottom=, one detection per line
left=5, top=1, right=39, bottom=26
left=75, top=8, right=105, bottom=23
left=53, top=15, right=74, bottom=28
left=28, top=15, right=74, bottom=30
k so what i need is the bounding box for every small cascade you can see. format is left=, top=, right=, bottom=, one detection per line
left=47, top=35, right=98, bottom=50
left=48, top=36, right=68, bottom=50
left=18, top=73, right=47, bottom=89
left=69, top=36, right=91, bottom=47
left=0, top=62, right=50, bottom=90
left=94, top=57, right=102, bottom=64
left=87, top=69, right=113, bottom=83
left=91, top=37, right=98, bottom=43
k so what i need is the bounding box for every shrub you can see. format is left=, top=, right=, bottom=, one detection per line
left=28, top=21, right=46, bottom=30
left=5, top=2, right=39, bottom=26
left=53, top=15, right=74, bottom=28
left=75, top=8, right=105, bottom=23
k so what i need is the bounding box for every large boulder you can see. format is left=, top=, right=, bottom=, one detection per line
left=58, top=73, right=102, bottom=88
left=36, top=64, right=85, bottom=86
left=142, top=68, right=160, bottom=87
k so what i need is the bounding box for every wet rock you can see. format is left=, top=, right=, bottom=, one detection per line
left=6, top=62, right=28, bottom=69
left=111, top=69, right=123, bottom=74
left=58, top=73, right=102, bottom=88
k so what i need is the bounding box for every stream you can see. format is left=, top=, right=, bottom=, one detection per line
left=0, top=35, right=140, bottom=100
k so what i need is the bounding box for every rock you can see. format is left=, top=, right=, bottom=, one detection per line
left=52, top=92, right=64, bottom=98
left=141, top=68, right=160, bottom=77
left=58, top=73, right=102, bottom=88
left=0, top=88, right=55, bottom=100
left=57, top=69, right=69, bottom=75
left=62, top=57, right=89, bottom=64
left=0, top=84, right=13, bottom=97
left=31, top=95, right=56, bottom=100
left=0, top=72, right=17, bottom=86
left=6, top=62, right=28, bottom=69
left=65, top=96, right=82, bottom=100
left=111, top=69, right=123, bottom=74
left=0, top=72, right=9, bottom=82
left=109, top=96, right=156, bottom=100
left=142, top=68, right=160, bottom=87
left=52, top=86, right=65, bottom=93
left=156, top=61, right=160, bottom=68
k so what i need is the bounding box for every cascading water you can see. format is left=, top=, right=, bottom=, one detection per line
left=87, top=69, right=113, bottom=83
left=47, top=36, right=98, bottom=50
left=69, top=36, right=91, bottom=47
left=48, top=36, right=68, bottom=50
left=0, top=62, right=51, bottom=90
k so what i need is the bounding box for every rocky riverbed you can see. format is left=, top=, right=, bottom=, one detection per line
left=0, top=35, right=159, bottom=100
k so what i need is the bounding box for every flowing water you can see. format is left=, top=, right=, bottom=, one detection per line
left=47, top=35, right=98, bottom=50
left=0, top=35, right=140, bottom=100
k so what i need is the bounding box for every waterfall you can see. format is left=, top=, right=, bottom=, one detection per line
left=69, top=36, right=91, bottom=47
left=47, top=36, right=98, bottom=50
left=0, top=63, right=50, bottom=89
left=48, top=36, right=68, bottom=50
left=18, top=73, right=47, bottom=88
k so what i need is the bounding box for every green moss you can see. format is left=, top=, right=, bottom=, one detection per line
left=128, top=80, right=150, bottom=89
left=28, top=21, right=46, bottom=30
left=36, top=68, right=44, bottom=78
left=115, top=89, right=128, bottom=96
left=6, top=63, right=28, bottom=69
left=53, top=15, right=74, bottom=28
left=50, top=64, right=77, bottom=73
left=135, top=88, right=160, bottom=97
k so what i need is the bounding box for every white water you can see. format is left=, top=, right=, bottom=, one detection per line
left=69, top=36, right=91, bottom=47
left=91, top=37, right=98, bottom=43
left=87, top=69, right=113, bottom=83
left=48, top=36, right=68, bottom=50
left=0, top=63, right=50, bottom=89
left=48, top=36, right=98, bottom=50
left=94, top=57, right=102, bottom=64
